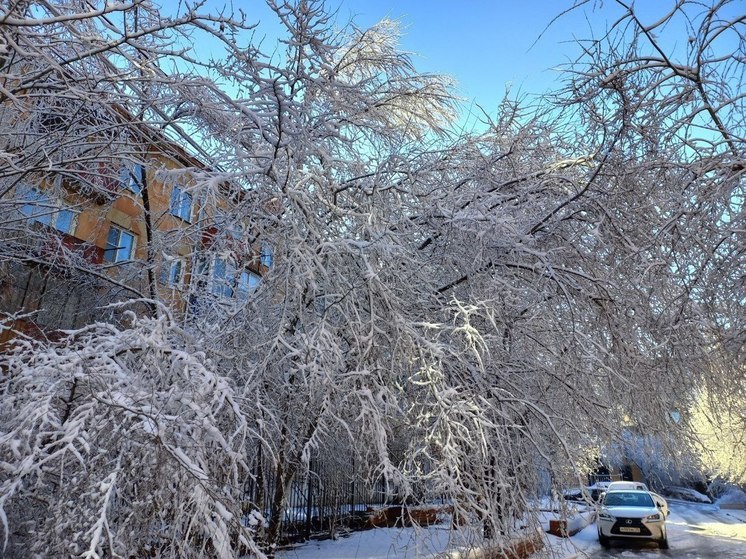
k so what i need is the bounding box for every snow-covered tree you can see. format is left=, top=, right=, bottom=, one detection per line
left=0, top=2, right=265, bottom=557
left=0, top=305, right=267, bottom=558
left=556, top=0, right=746, bottom=477
left=2, top=0, right=745, bottom=557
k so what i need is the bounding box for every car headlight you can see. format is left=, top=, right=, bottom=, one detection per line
left=598, top=512, right=614, bottom=521
left=645, top=513, right=662, bottom=521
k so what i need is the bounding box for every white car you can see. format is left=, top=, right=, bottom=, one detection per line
left=607, top=481, right=649, bottom=492
left=597, top=490, right=668, bottom=549
left=601, top=482, right=669, bottom=516
left=649, top=491, right=670, bottom=517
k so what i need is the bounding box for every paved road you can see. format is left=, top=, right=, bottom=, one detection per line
left=586, top=501, right=746, bottom=558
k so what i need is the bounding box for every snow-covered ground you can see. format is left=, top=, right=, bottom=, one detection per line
left=715, top=486, right=746, bottom=508
left=277, top=522, right=490, bottom=559
left=277, top=501, right=746, bottom=559
left=542, top=500, right=746, bottom=559
left=662, top=486, right=712, bottom=503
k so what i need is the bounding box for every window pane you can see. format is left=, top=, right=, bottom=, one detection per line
left=20, top=188, right=52, bottom=225
left=119, top=165, right=130, bottom=188
left=213, top=259, right=225, bottom=279
left=169, top=186, right=181, bottom=216
left=104, top=227, right=120, bottom=263
left=179, top=191, right=192, bottom=221
left=122, top=164, right=143, bottom=193
left=160, top=259, right=182, bottom=286
left=237, top=272, right=250, bottom=301
left=211, top=259, right=227, bottom=296
left=136, top=164, right=145, bottom=185
left=169, top=260, right=182, bottom=286
left=19, top=186, right=38, bottom=217
left=169, top=186, right=191, bottom=221
left=237, top=271, right=261, bottom=301
left=221, top=259, right=234, bottom=297
left=104, top=227, right=134, bottom=263
left=118, top=231, right=135, bottom=261
left=55, top=208, right=75, bottom=234
left=260, top=245, right=273, bottom=268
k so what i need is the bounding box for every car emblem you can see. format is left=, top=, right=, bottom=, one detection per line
left=626, top=519, right=633, bottom=524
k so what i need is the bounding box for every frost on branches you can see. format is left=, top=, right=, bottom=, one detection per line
left=558, top=0, right=746, bottom=481
left=1, top=0, right=745, bottom=557
left=0, top=306, right=266, bottom=558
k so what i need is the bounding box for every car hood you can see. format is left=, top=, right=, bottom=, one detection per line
left=603, top=506, right=658, bottom=518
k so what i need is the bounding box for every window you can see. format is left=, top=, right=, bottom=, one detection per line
left=160, top=259, right=183, bottom=288
left=103, top=226, right=135, bottom=263
left=54, top=208, right=76, bottom=234
left=210, top=258, right=260, bottom=300
left=169, top=185, right=192, bottom=222
left=603, top=492, right=654, bottom=507
left=18, top=185, right=76, bottom=235
left=260, top=244, right=273, bottom=268
left=120, top=163, right=145, bottom=193
left=236, top=270, right=261, bottom=301
left=210, top=258, right=236, bottom=297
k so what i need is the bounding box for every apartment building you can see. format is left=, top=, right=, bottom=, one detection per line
left=0, top=104, right=267, bottom=343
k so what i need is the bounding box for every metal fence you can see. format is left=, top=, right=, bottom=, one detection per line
left=245, top=454, right=392, bottom=544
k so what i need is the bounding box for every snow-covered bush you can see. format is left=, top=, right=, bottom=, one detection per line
left=0, top=305, right=263, bottom=558
left=661, top=487, right=712, bottom=504
left=713, top=485, right=746, bottom=507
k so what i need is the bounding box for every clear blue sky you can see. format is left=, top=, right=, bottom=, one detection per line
left=234, top=0, right=608, bottom=112
left=165, top=1, right=726, bottom=119
left=326, top=0, right=598, bottom=112
left=166, top=1, right=615, bottom=110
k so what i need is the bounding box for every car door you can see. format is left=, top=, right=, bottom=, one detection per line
left=649, top=492, right=669, bottom=517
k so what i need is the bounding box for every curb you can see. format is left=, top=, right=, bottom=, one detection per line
left=437, top=532, right=544, bottom=559
left=547, top=511, right=596, bottom=537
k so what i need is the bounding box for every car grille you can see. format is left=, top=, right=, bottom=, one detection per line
left=610, top=517, right=652, bottom=536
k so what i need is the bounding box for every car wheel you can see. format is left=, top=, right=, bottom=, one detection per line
left=659, top=536, right=669, bottom=549
left=598, top=530, right=610, bottom=548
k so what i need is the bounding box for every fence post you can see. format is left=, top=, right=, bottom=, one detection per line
left=305, top=457, right=314, bottom=540
left=255, top=444, right=264, bottom=510
left=350, top=454, right=355, bottom=517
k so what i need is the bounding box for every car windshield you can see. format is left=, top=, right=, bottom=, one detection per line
left=604, top=492, right=654, bottom=507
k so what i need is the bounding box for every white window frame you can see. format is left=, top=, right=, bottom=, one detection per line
left=161, top=258, right=184, bottom=288
left=103, top=225, right=136, bottom=263
left=120, top=163, right=145, bottom=194
left=169, top=185, right=193, bottom=222
left=18, top=184, right=77, bottom=235
left=209, top=258, right=261, bottom=300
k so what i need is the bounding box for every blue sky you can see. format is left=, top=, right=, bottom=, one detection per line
left=325, top=1, right=597, bottom=112
left=165, top=1, right=612, bottom=109
left=163, top=1, right=738, bottom=122
left=228, top=0, right=607, bottom=111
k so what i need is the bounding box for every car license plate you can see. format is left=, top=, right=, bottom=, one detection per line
left=619, top=527, right=640, bottom=533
